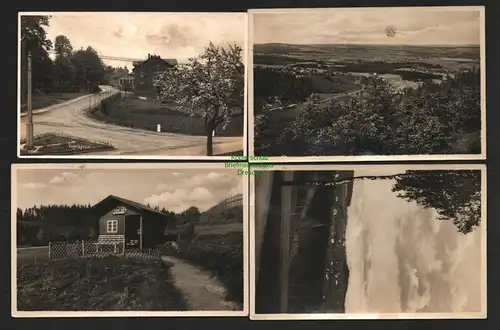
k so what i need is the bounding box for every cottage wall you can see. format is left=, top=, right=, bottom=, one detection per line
left=98, top=205, right=138, bottom=236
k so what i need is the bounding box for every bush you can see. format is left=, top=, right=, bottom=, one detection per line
left=162, top=232, right=243, bottom=305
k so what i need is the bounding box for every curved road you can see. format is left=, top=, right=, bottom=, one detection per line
left=20, top=86, right=243, bottom=156
left=267, top=85, right=366, bottom=113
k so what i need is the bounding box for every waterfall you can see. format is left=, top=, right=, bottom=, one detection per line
left=344, top=174, right=483, bottom=314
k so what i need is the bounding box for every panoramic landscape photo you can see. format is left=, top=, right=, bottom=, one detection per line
left=250, top=7, right=485, bottom=159
left=13, top=164, right=246, bottom=315
left=19, top=12, right=246, bottom=157
left=252, top=166, right=486, bottom=318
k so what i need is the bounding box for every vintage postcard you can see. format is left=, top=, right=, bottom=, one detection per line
left=18, top=12, right=247, bottom=159
left=250, top=164, right=486, bottom=319
left=248, top=6, right=486, bottom=162
left=12, top=163, right=248, bottom=317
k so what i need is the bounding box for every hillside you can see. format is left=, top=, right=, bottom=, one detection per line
left=198, top=196, right=243, bottom=225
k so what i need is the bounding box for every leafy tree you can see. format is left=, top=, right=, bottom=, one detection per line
left=20, top=15, right=53, bottom=97
left=54, top=35, right=73, bottom=57
left=316, top=169, right=482, bottom=234
left=392, top=170, right=481, bottom=234
left=71, top=47, right=105, bottom=92
left=53, top=35, right=75, bottom=90
left=156, top=42, right=244, bottom=155
left=258, top=70, right=481, bottom=156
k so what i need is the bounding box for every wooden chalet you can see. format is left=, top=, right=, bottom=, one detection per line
left=92, top=195, right=176, bottom=250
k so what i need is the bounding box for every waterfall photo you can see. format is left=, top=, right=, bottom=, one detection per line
left=251, top=165, right=486, bottom=319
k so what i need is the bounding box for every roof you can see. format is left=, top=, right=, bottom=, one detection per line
left=92, top=195, right=168, bottom=217
left=132, top=57, right=178, bottom=68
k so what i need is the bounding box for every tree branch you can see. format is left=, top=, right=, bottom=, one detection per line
left=281, top=172, right=437, bottom=186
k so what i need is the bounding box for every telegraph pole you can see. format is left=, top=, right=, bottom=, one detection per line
left=26, top=52, right=34, bottom=149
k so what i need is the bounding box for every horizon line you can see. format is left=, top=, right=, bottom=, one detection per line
left=255, top=42, right=480, bottom=47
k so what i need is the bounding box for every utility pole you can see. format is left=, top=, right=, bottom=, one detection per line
left=26, top=52, right=34, bottom=149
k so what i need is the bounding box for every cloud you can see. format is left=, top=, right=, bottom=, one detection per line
left=49, top=172, right=81, bottom=185
left=23, top=182, right=46, bottom=190
left=253, top=8, right=481, bottom=45
left=45, top=13, right=246, bottom=65
left=146, top=170, right=242, bottom=212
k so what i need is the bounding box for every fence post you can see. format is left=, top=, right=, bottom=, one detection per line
left=122, top=238, right=125, bottom=255
left=48, top=241, right=51, bottom=259
left=114, top=243, right=117, bottom=254
left=82, top=240, right=85, bottom=257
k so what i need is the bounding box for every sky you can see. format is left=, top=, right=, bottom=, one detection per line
left=252, top=7, right=481, bottom=45
left=16, top=168, right=243, bottom=213
left=345, top=170, right=483, bottom=313
left=41, top=12, right=246, bottom=68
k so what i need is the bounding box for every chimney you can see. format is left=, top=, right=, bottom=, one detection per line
left=148, top=53, right=151, bottom=59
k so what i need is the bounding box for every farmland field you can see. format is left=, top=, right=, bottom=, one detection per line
left=253, top=43, right=481, bottom=156
left=17, top=256, right=188, bottom=311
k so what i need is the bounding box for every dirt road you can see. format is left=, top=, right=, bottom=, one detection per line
left=19, top=86, right=243, bottom=156
left=161, top=255, right=240, bottom=311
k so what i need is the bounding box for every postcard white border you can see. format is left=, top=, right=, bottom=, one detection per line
left=17, top=12, right=248, bottom=160
left=249, top=163, right=487, bottom=320
left=247, top=6, right=486, bottom=162
left=11, top=163, right=249, bottom=317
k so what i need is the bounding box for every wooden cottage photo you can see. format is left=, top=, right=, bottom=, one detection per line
left=92, top=195, right=177, bottom=251
left=12, top=163, right=247, bottom=316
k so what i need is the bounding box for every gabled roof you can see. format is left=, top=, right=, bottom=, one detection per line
left=132, top=57, right=177, bottom=67
left=92, top=195, right=167, bottom=217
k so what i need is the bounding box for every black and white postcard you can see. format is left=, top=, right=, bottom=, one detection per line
left=250, top=165, right=486, bottom=319
left=248, top=7, right=486, bottom=162
left=18, top=12, right=247, bottom=159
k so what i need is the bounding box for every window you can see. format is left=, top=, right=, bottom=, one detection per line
left=113, top=206, right=126, bottom=215
left=106, top=220, right=118, bottom=234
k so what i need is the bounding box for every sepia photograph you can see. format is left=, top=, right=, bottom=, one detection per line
left=12, top=163, right=247, bottom=317
left=251, top=165, right=486, bottom=319
left=248, top=6, right=486, bottom=161
left=18, top=12, right=246, bottom=159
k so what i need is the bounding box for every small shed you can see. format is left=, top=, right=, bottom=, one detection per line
left=92, top=195, right=176, bottom=250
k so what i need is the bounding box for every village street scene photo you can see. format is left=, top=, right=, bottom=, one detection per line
left=19, top=12, right=246, bottom=157
left=250, top=7, right=484, bottom=159
left=13, top=164, right=246, bottom=314
left=252, top=166, right=485, bottom=318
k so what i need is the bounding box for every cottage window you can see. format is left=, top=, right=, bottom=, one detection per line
left=106, top=220, right=118, bottom=233
left=113, top=206, right=126, bottom=215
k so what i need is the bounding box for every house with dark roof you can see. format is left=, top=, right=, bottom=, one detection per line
left=92, top=195, right=177, bottom=250
left=132, top=54, right=178, bottom=95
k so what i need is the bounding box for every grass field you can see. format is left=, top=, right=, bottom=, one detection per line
left=92, top=97, right=243, bottom=137
left=17, top=256, right=188, bottom=311
left=21, top=92, right=88, bottom=113
left=195, top=223, right=243, bottom=236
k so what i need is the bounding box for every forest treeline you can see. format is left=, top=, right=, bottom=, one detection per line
left=16, top=204, right=201, bottom=247
left=20, top=15, right=112, bottom=101
left=255, top=68, right=481, bottom=156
